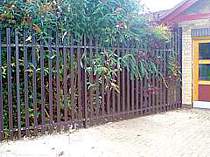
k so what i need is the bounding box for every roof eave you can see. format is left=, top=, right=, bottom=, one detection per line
left=160, top=0, right=199, bottom=24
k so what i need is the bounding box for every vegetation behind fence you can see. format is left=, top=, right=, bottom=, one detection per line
left=0, top=28, right=182, bottom=141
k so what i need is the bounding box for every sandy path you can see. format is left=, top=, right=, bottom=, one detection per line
left=0, top=109, right=210, bottom=157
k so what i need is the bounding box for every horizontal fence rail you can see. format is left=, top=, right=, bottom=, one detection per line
left=0, top=28, right=182, bottom=141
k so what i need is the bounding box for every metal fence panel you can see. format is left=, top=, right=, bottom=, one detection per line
left=0, top=28, right=182, bottom=141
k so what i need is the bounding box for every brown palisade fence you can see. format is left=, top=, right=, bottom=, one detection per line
left=0, top=28, right=182, bottom=141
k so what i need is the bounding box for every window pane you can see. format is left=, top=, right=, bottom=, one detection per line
left=199, top=43, right=210, bottom=59
left=199, top=64, right=210, bottom=81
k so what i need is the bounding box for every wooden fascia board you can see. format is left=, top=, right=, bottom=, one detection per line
left=169, top=12, right=210, bottom=24
left=161, top=0, right=198, bottom=24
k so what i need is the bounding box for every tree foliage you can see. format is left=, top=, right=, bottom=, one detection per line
left=0, top=0, right=170, bottom=43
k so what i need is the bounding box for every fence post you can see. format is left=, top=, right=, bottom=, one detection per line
left=77, top=36, right=82, bottom=123
left=83, top=36, right=88, bottom=128
left=15, top=31, right=21, bottom=139
left=48, top=36, right=54, bottom=133
left=89, top=37, right=94, bottom=124
left=40, top=39, right=46, bottom=134
left=56, top=32, right=61, bottom=131
left=0, top=30, right=3, bottom=141
left=117, top=41, right=121, bottom=116
left=63, top=36, right=68, bottom=130
left=23, top=31, right=30, bottom=137
left=32, top=33, right=38, bottom=135
left=70, top=35, right=75, bottom=126
left=95, top=37, right=100, bottom=122
left=7, top=28, right=13, bottom=140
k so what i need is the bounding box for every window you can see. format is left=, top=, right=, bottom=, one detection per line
left=199, top=64, right=210, bottom=81
left=199, top=43, right=210, bottom=59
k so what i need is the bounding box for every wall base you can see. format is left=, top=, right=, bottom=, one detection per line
left=182, top=104, right=193, bottom=109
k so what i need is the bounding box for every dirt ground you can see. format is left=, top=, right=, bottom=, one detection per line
left=0, top=109, right=210, bottom=157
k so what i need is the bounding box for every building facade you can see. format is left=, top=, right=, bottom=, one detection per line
left=159, top=0, right=210, bottom=109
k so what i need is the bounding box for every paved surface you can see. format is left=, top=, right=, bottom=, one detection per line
left=0, top=109, right=210, bottom=157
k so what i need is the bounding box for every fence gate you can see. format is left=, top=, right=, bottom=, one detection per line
left=0, top=28, right=182, bottom=141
